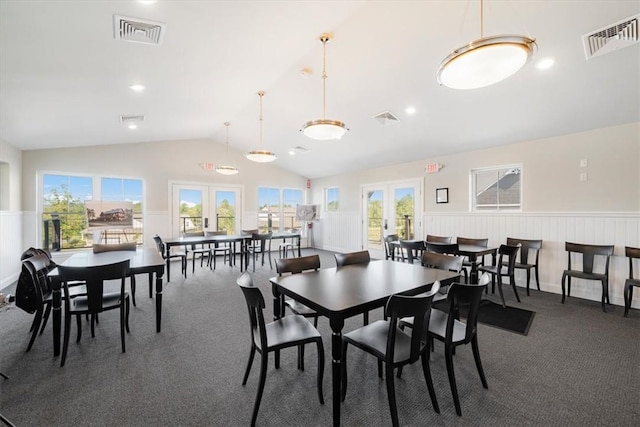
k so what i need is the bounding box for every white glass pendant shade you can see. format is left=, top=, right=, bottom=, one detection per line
left=300, top=119, right=348, bottom=140
left=245, top=150, right=277, bottom=163
left=437, top=35, right=536, bottom=90
left=215, top=165, right=239, bottom=175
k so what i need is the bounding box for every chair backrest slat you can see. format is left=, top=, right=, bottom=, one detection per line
left=426, top=242, right=459, bottom=255
left=445, top=281, right=488, bottom=344
left=237, top=272, right=268, bottom=351
left=498, top=244, right=520, bottom=274
left=92, top=242, right=137, bottom=253
left=457, top=237, right=489, bottom=247
left=335, top=251, right=370, bottom=268
left=425, top=235, right=452, bottom=244
left=385, top=281, right=440, bottom=364
left=276, top=255, right=321, bottom=275
left=422, top=251, right=464, bottom=273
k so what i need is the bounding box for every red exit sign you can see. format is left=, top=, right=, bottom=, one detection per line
left=201, top=162, right=215, bottom=171
left=425, top=163, right=442, bottom=174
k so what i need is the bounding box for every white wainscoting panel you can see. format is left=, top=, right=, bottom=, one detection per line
left=314, top=212, right=362, bottom=254
left=0, top=211, right=23, bottom=288
left=425, top=212, right=640, bottom=309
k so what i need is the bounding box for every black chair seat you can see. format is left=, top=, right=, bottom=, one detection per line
left=623, top=246, right=640, bottom=317
left=344, top=320, right=413, bottom=364
left=563, top=270, right=607, bottom=281
left=71, top=292, right=125, bottom=312
left=425, top=309, right=466, bottom=344
left=263, top=315, right=322, bottom=350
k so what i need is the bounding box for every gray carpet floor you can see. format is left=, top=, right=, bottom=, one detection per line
left=1, top=249, right=638, bottom=426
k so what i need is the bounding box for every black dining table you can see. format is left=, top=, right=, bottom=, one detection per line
left=270, top=259, right=460, bottom=426
left=456, top=244, right=498, bottom=283
left=47, top=248, right=165, bottom=357
left=163, top=232, right=302, bottom=275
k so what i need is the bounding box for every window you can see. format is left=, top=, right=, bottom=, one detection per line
left=41, top=173, right=144, bottom=250
left=471, top=165, right=522, bottom=211
left=258, top=187, right=304, bottom=233
left=325, top=187, right=339, bottom=212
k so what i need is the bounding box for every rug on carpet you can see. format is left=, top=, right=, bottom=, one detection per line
left=436, top=299, right=535, bottom=335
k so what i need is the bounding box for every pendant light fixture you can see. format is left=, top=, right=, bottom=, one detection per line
left=300, top=33, right=348, bottom=141
left=216, top=122, right=239, bottom=175
left=436, top=0, right=536, bottom=90
left=245, top=91, right=277, bottom=163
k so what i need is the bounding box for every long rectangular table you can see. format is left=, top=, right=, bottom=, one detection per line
left=163, top=232, right=302, bottom=276
left=48, top=248, right=165, bottom=357
left=270, top=260, right=460, bottom=426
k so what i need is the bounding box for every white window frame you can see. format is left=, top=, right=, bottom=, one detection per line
left=470, top=164, right=522, bottom=212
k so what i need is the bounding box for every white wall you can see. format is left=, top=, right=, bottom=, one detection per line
left=0, top=140, right=23, bottom=288
left=310, top=123, right=640, bottom=309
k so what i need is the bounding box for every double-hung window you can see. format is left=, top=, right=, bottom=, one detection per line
left=325, top=187, right=339, bottom=212
left=471, top=165, right=522, bottom=211
left=258, top=187, right=304, bottom=233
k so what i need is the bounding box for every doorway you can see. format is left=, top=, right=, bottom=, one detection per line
left=171, top=183, right=242, bottom=236
left=361, top=178, right=422, bottom=259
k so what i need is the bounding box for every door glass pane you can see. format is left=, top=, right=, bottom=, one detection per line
left=216, top=191, right=235, bottom=233
left=394, top=187, right=415, bottom=239
left=367, top=190, right=383, bottom=250
left=179, top=189, right=203, bottom=233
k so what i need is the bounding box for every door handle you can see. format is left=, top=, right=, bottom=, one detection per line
left=204, top=218, right=209, bottom=228
left=384, top=219, right=388, bottom=230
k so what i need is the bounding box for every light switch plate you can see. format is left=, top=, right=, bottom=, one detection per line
left=580, top=159, right=588, bottom=168
left=580, top=172, right=588, bottom=181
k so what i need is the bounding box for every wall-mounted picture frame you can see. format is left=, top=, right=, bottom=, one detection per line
left=436, top=187, right=448, bottom=204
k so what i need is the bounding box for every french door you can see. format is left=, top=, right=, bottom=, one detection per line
left=171, top=183, right=242, bottom=237
left=361, top=178, right=422, bottom=259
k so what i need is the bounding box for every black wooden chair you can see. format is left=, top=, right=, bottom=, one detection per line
left=401, top=275, right=490, bottom=416
left=237, top=272, right=324, bottom=427
left=506, top=237, right=542, bottom=296
left=399, top=240, right=424, bottom=264
left=276, top=255, right=322, bottom=370
left=204, top=230, right=232, bottom=270
left=248, top=232, right=273, bottom=272
left=153, top=235, right=186, bottom=281
left=478, top=244, right=521, bottom=308
left=426, top=234, right=452, bottom=244
left=341, top=284, right=441, bottom=426
left=561, top=242, right=614, bottom=312
left=182, top=231, right=213, bottom=274
left=383, top=234, right=399, bottom=260
left=335, top=250, right=372, bottom=325
left=426, top=242, right=467, bottom=282
left=422, top=251, right=465, bottom=304
left=623, top=246, right=640, bottom=317
left=57, top=259, right=131, bottom=367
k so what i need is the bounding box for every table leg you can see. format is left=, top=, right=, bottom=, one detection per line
left=330, top=317, right=345, bottom=427
left=165, top=246, right=172, bottom=282
left=272, top=284, right=286, bottom=369
left=52, top=286, right=62, bottom=357
left=155, top=270, right=163, bottom=333
left=297, top=236, right=301, bottom=257
left=469, top=254, right=478, bottom=284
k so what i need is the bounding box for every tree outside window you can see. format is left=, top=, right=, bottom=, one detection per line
left=326, top=187, right=339, bottom=212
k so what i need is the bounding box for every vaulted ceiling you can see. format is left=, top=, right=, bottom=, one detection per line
left=1, top=1, right=638, bottom=178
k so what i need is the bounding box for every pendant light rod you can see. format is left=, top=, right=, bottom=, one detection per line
left=224, top=121, right=230, bottom=157
left=320, top=33, right=330, bottom=119
left=480, top=0, right=484, bottom=38
left=258, top=90, right=264, bottom=147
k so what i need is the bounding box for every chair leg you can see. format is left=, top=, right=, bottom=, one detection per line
left=250, top=353, right=268, bottom=427
left=535, top=266, right=540, bottom=291
left=363, top=311, right=369, bottom=326
left=561, top=273, right=567, bottom=304
left=385, top=363, right=400, bottom=427
left=131, top=274, right=137, bottom=307
left=420, top=349, right=440, bottom=413
left=166, top=259, right=171, bottom=282
left=445, top=343, right=462, bottom=416
left=39, top=303, right=52, bottom=335
left=471, top=335, right=488, bottom=389
left=242, top=346, right=256, bottom=385
left=125, top=296, right=130, bottom=333
left=510, top=274, right=521, bottom=303
left=623, top=284, right=633, bottom=317
left=90, top=314, right=95, bottom=339
left=496, top=275, right=506, bottom=308
left=26, top=309, right=44, bottom=352
left=298, top=344, right=305, bottom=371
left=76, top=315, right=83, bottom=343
left=601, top=279, right=608, bottom=313
left=526, top=269, right=531, bottom=296
left=120, top=304, right=126, bottom=353
left=316, top=340, right=325, bottom=405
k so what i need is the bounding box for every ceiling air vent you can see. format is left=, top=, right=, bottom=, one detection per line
left=582, top=14, right=639, bottom=59
left=114, top=15, right=166, bottom=45
left=120, top=115, right=144, bottom=124
left=372, top=111, right=400, bottom=126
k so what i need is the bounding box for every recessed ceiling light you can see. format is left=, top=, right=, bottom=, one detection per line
left=405, top=106, right=416, bottom=115
left=535, top=57, right=555, bottom=70
left=289, top=149, right=296, bottom=156
left=129, top=84, right=145, bottom=92
left=128, top=124, right=138, bottom=130
left=137, top=1, right=157, bottom=4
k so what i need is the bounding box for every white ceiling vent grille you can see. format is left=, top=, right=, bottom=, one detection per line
left=582, top=14, right=639, bottom=59
left=120, top=115, right=144, bottom=124
left=372, top=111, right=400, bottom=126
left=293, top=146, right=309, bottom=152
left=114, top=15, right=166, bottom=45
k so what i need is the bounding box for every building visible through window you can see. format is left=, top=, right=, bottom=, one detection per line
left=472, top=166, right=522, bottom=211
